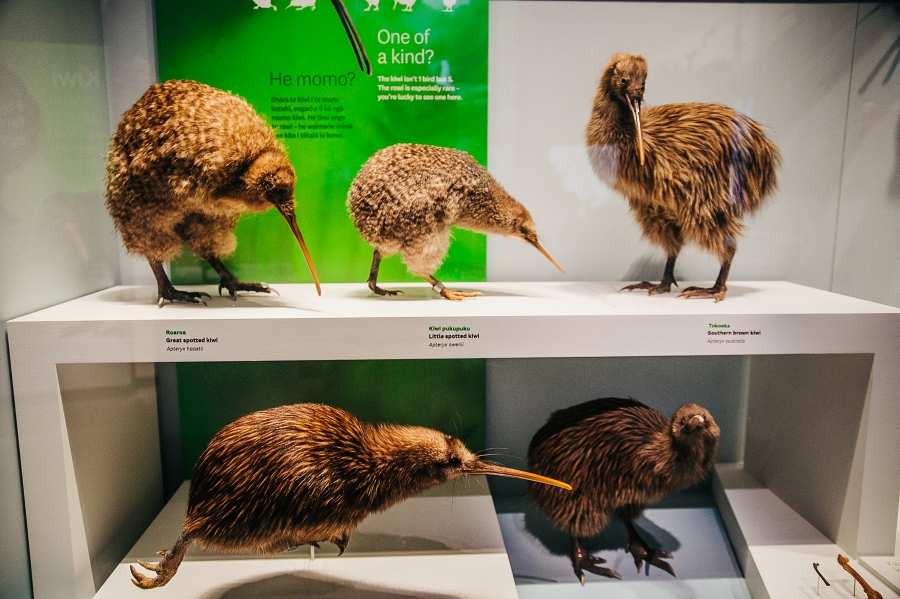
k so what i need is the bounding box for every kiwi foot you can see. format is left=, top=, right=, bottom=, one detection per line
left=151, top=261, right=211, bottom=308
left=620, top=281, right=675, bottom=296
left=332, top=532, right=350, bottom=556
left=218, top=276, right=279, bottom=300
left=157, top=289, right=211, bottom=308
left=625, top=521, right=675, bottom=577
left=678, top=284, right=727, bottom=302
left=129, top=534, right=192, bottom=588
left=570, top=537, right=621, bottom=584
left=368, top=280, right=403, bottom=296
left=130, top=552, right=177, bottom=589
left=439, top=288, right=483, bottom=301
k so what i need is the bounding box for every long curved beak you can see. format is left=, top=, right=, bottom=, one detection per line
left=464, top=461, right=572, bottom=491
left=629, top=97, right=645, bottom=166
left=526, top=238, right=565, bottom=273
left=331, top=0, right=372, bottom=75
left=276, top=204, right=322, bottom=296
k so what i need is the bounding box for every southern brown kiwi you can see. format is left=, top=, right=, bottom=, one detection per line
left=527, top=397, right=719, bottom=582
left=587, top=53, right=780, bottom=301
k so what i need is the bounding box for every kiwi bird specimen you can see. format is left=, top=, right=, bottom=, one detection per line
left=347, top=144, right=564, bottom=301
left=527, top=397, right=720, bottom=583
left=105, top=80, right=321, bottom=307
left=587, top=53, right=780, bottom=301
left=130, top=402, right=571, bottom=589
left=105, top=0, right=375, bottom=306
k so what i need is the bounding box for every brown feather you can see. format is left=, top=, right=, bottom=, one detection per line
left=347, top=143, right=553, bottom=282
left=587, top=53, right=780, bottom=299
left=183, top=404, right=459, bottom=553
left=106, top=80, right=319, bottom=304
left=106, top=80, right=291, bottom=263
left=130, top=403, right=569, bottom=589
left=527, top=398, right=720, bottom=538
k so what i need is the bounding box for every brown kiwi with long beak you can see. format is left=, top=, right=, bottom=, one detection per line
left=107, top=9, right=366, bottom=308
left=586, top=52, right=780, bottom=301
left=348, top=143, right=564, bottom=301
left=105, top=80, right=321, bottom=306
left=131, top=403, right=571, bottom=589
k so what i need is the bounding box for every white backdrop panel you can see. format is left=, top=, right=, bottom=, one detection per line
left=487, top=2, right=858, bottom=290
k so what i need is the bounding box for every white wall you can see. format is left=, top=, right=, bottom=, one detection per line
left=832, top=5, right=900, bottom=306
left=742, top=354, right=874, bottom=556
left=100, top=0, right=159, bottom=286
left=56, top=363, right=163, bottom=591
left=0, top=1, right=119, bottom=597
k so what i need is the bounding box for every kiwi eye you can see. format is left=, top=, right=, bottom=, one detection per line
left=621, top=77, right=628, bottom=84
left=448, top=457, right=462, bottom=468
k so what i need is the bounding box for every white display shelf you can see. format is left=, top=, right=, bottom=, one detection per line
left=94, top=477, right=516, bottom=599
left=714, top=465, right=900, bottom=599
left=7, top=281, right=900, bottom=599
left=8, top=281, right=900, bottom=360
left=860, top=555, right=900, bottom=596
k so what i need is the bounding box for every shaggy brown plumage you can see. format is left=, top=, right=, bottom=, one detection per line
left=347, top=144, right=563, bottom=301
left=527, top=398, right=720, bottom=583
left=587, top=53, right=781, bottom=301
left=131, top=403, right=570, bottom=589
left=105, top=80, right=320, bottom=307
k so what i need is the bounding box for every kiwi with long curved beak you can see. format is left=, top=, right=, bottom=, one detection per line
left=463, top=461, right=573, bottom=490
left=276, top=204, right=322, bottom=296
left=630, top=98, right=645, bottom=166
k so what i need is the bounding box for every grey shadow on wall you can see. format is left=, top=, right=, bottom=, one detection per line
left=893, top=114, right=900, bottom=201
left=857, top=4, right=900, bottom=200
left=0, top=65, right=41, bottom=226
left=887, top=115, right=900, bottom=202
left=622, top=254, right=671, bottom=284
left=858, top=4, right=900, bottom=94
left=46, top=192, right=113, bottom=263
left=207, top=571, right=462, bottom=599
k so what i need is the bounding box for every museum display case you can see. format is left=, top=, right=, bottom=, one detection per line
left=3, top=1, right=900, bottom=598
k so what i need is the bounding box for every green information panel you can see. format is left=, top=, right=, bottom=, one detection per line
left=155, top=0, right=488, bottom=286
left=154, top=1, right=490, bottom=466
